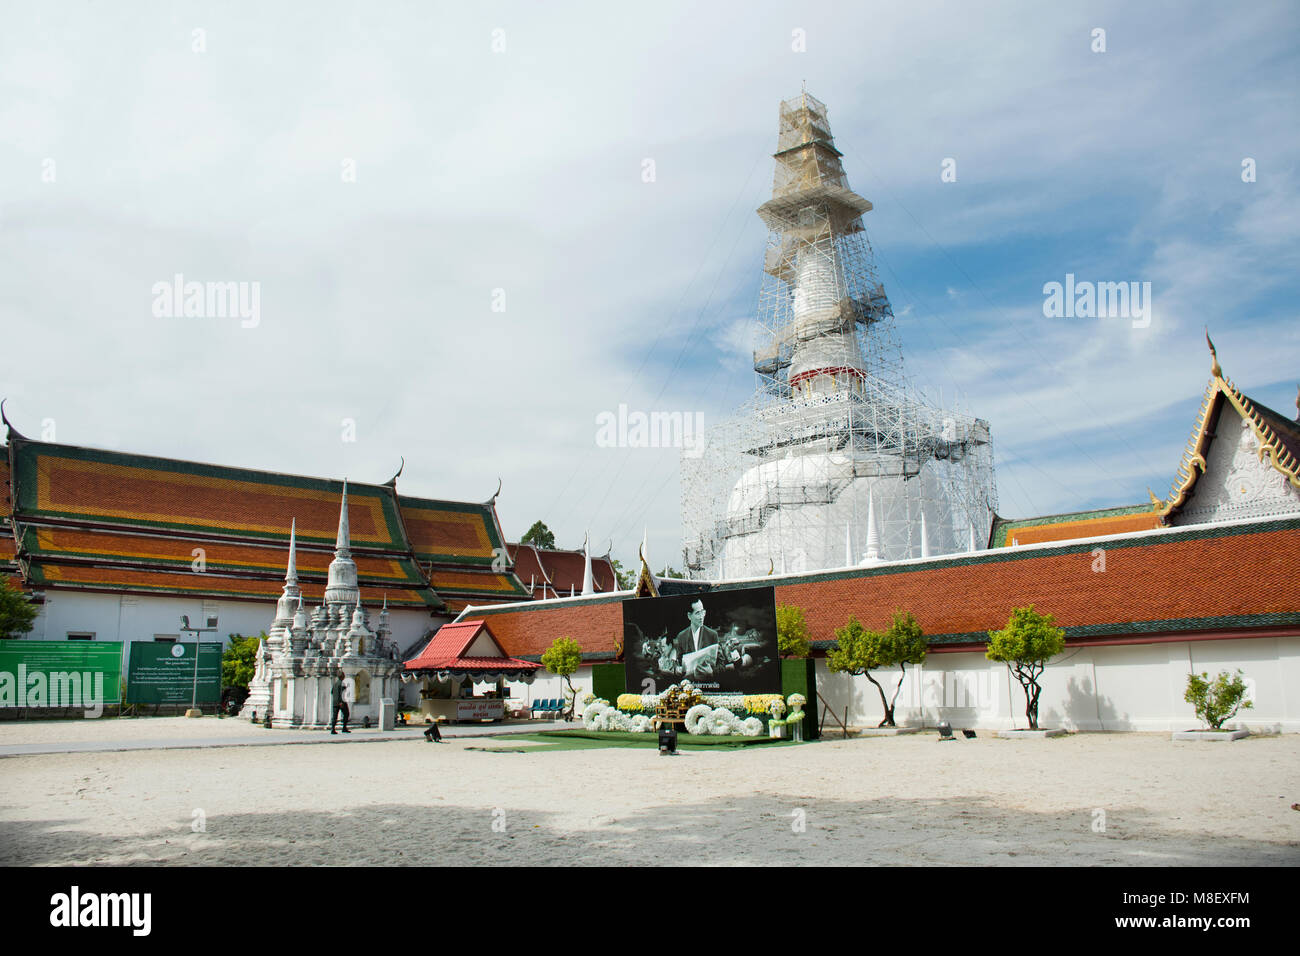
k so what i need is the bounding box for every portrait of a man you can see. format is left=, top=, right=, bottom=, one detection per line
left=673, top=599, right=720, bottom=679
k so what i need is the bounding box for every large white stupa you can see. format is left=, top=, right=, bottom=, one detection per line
left=681, top=92, right=998, bottom=578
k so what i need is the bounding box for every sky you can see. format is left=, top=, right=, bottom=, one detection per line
left=2, top=1, right=1298, bottom=571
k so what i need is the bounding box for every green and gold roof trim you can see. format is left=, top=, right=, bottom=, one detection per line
left=1152, top=333, right=1300, bottom=517
left=989, top=504, right=1159, bottom=548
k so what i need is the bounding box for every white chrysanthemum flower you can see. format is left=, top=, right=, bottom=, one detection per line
left=684, top=703, right=713, bottom=734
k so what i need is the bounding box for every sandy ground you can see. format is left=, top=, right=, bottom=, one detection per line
left=1, top=720, right=1297, bottom=866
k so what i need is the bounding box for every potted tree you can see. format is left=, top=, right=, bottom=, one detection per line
left=1173, top=670, right=1252, bottom=741
left=986, top=605, right=1066, bottom=738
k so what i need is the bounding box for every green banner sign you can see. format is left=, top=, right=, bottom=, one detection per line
left=126, top=642, right=222, bottom=705
left=0, top=640, right=123, bottom=712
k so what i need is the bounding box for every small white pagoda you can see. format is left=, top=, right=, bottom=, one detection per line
left=240, top=483, right=404, bottom=728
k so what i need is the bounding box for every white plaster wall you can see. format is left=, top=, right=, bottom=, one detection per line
left=814, top=636, right=1299, bottom=734
left=505, top=665, right=593, bottom=715
left=25, top=591, right=440, bottom=656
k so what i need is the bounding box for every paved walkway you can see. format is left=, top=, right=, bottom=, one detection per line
left=0, top=720, right=578, bottom=757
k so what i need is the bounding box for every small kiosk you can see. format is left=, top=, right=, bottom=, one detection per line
left=402, top=620, right=539, bottom=723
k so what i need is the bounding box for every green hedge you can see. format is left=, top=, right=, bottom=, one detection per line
left=591, top=662, right=626, bottom=704
left=781, top=657, right=819, bottom=740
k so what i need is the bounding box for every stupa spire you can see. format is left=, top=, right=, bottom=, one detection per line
left=324, top=482, right=360, bottom=606
left=335, top=480, right=351, bottom=556
left=285, top=518, right=298, bottom=585
left=861, top=489, right=881, bottom=564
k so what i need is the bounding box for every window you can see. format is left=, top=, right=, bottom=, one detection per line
left=66, top=632, right=94, bottom=641
left=153, top=634, right=178, bottom=643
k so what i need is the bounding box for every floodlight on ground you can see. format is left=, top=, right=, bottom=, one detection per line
left=962, top=729, right=977, bottom=739
left=658, top=726, right=678, bottom=756
left=937, top=721, right=955, bottom=741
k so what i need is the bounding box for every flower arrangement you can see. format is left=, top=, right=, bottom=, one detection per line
left=744, top=694, right=786, bottom=715
left=684, top=703, right=764, bottom=737
left=616, top=693, right=646, bottom=712
left=583, top=698, right=656, bottom=733
left=658, top=682, right=704, bottom=713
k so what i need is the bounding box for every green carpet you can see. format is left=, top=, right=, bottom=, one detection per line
left=499, top=730, right=800, bottom=752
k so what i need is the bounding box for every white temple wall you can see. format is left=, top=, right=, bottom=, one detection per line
left=22, top=590, right=441, bottom=654
left=813, top=635, right=1299, bottom=734
left=505, top=665, right=594, bottom=714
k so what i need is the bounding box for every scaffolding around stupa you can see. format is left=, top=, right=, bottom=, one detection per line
left=681, top=92, right=997, bottom=579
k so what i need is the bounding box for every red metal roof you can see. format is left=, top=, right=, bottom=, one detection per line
left=507, top=542, right=618, bottom=597
left=404, top=619, right=539, bottom=673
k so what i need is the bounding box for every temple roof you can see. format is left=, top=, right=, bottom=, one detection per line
left=989, top=504, right=1162, bottom=548
left=2, top=428, right=530, bottom=609
left=458, top=515, right=1300, bottom=659
left=507, top=542, right=618, bottom=598
left=1153, top=338, right=1300, bottom=518
left=404, top=619, right=538, bottom=674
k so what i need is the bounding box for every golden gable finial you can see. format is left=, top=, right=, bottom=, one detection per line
left=1205, top=327, right=1222, bottom=378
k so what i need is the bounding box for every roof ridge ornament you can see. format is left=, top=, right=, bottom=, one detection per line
left=385, top=456, right=404, bottom=487
left=0, top=398, right=24, bottom=440
left=1205, top=327, right=1222, bottom=379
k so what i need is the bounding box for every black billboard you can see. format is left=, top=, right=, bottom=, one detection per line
left=622, top=586, right=780, bottom=695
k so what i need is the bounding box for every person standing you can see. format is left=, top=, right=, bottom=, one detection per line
left=330, top=668, right=350, bottom=734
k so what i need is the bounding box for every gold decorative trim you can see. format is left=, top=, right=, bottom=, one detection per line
left=1156, top=339, right=1300, bottom=517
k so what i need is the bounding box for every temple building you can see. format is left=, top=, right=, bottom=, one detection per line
left=0, top=415, right=534, bottom=664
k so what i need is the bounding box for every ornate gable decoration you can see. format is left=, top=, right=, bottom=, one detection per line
left=1152, top=333, right=1300, bottom=520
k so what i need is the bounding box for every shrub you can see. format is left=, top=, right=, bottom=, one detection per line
left=1184, top=670, right=1252, bottom=730
left=775, top=604, right=811, bottom=658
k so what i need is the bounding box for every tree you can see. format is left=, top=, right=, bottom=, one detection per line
left=985, top=605, right=1065, bottom=730
left=221, top=633, right=264, bottom=693
left=1184, top=669, right=1252, bottom=730
left=609, top=558, right=633, bottom=590
left=540, top=636, right=583, bottom=721
left=521, top=520, right=556, bottom=550
left=826, top=611, right=927, bottom=727
left=660, top=566, right=685, bottom=579
left=0, top=577, right=37, bottom=639
left=775, top=604, right=811, bottom=658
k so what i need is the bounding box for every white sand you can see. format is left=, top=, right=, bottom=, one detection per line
left=1, top=722, right=1297, bottom=866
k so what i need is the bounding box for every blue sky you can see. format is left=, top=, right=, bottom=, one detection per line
left=1, top=1, right=1297, bottom=569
